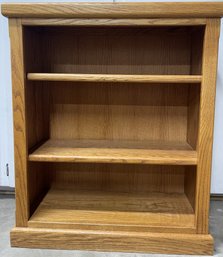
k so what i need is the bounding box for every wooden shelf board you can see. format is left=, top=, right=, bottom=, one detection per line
left=28, top=187, right=195, bottom=230
left=29, top=139, right=197, bottom=165
left=27, top=73, right=201, bottom=84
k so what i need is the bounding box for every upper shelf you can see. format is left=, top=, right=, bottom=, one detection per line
left=2, top=3, right=223, bottom=18
left=27, top=73, right=202, bottom=84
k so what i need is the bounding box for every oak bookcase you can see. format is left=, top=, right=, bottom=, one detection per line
left=2, top=2, right=223, bottom=255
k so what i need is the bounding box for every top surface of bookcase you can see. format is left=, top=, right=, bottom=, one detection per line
left=2, top=2, right=223, bottom=18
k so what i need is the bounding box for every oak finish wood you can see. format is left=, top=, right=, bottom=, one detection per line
left=2, top=2, right=223, bottom=18
left=28, top=187, right=195, bottom=230
left=21, top=18, right=207, bottom=27
left=185, top=166, right=197, bottom=210
left=27, top=26, right=201, bottom=75
left=48, top=83, right=193, bottom=143
left=27, top=73, right=202, bottom=83
left=196, top=19, right=220, bottom=234
left=29, top=139, right=197, bottom=165
left=3, top=2, right=222, bottom=255
left=28, top=222, right=195, bottom=234
left=10, top=227, right=213, bottom=255
left=50, top=163, right=186, bottom=194
left=23, top=28, right=51, bottom=216
left=9, top=19, right=29, bottom=227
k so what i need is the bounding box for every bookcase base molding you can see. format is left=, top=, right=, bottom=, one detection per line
left=11, top=227, right=213, bottom=255
left=2, top=2, right=223, bottom=255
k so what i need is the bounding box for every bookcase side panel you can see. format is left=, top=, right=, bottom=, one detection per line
left=196, top=18, right=220, bottom=234
left=9, top=18, right=28, bottom=227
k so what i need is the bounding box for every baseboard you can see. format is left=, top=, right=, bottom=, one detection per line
left=0, top=188, right=223, bottom=200
left=10, top=227, right=214, bottom=255
left=210, top=194, right=223, bottom=201
left=0, top=186, right=15, bottom=195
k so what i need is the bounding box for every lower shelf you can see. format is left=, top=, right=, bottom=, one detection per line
left=28, top=187, right=195, bottom=232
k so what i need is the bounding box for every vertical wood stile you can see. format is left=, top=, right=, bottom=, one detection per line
left=196, top=18, right=221, bottom=234
left=9, top=18, right=29, bottom=226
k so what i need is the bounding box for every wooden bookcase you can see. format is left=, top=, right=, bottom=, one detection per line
left=2, top=2, right=223, bottom=255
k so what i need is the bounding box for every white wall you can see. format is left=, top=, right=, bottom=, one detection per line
left=212, top=19, right=223, bottom=194
left=0, top=6, right=14, bottom=187
left=0, top=0, right=223, bottom=193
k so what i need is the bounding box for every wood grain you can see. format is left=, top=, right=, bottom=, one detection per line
left=2, top=2, right=223, bottom=18
left=9, top=18, right=29, bottom=227
left=4, top=4, right=220, bottom=254
left=22, top=24, right=51, bottom=219
left=28, top=187, right=195, bottom=230
left=187, top=85, right=200, bottom=149
left=24, top=27, right=50, bottom=149
left=21, top=18, right=207, bottom=27
left=27, top=73, right=202, bottom=83
left=184, top=166, right=197, bottom=210
left=48, top=83, right=190, bottom=143
left=27, top=162, right=50, bottom=217
left=28, top=222, right=195, bottom=234
left=25, top=26, right=201, bottom=75
left=10, top=227, right=213, bottom=255
left=187, top=29, right=204, bottom=149
left=29, top=139, right=197, bottom=165
left=196, top=19, right=221, bottom=234
left=50, top=163, right=186, bottom=194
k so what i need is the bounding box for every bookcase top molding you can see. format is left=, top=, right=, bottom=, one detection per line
left=2, top=2, right=223, bottom=18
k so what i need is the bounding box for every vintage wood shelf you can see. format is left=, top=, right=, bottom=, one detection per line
left=28, top=139, right=197, bottom=165
left=27, top=73, right=202, bottom=83
left=2, top=2, right=223, bottom=255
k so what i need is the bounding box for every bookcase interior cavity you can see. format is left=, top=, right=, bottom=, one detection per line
left=27, top=162, right=197, bottom=232
left=24, top=26, right=204, bottom=75
left=24, top=25, right=203, bottom=233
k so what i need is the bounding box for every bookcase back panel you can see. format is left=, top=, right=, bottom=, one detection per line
left=49, top=83, right=189, bottom=142
left=49, top=163, right=186, bottom=194
left=24, top=26, right=204, bottom=75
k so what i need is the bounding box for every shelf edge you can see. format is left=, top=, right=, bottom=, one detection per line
left=27, top=73, right=202, bottom=84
